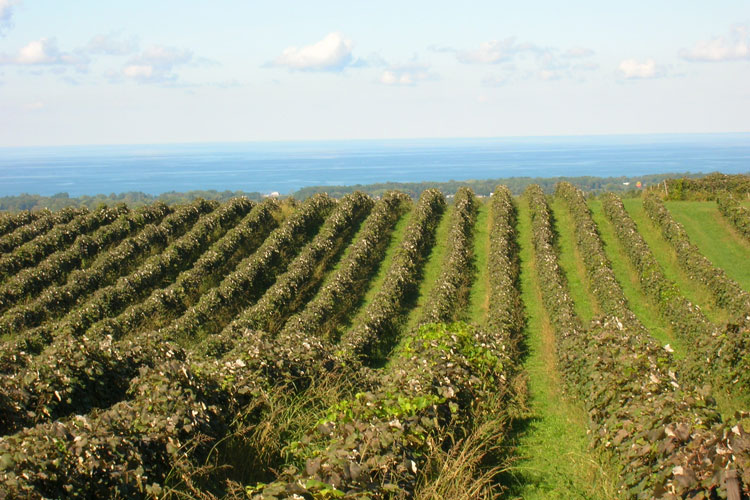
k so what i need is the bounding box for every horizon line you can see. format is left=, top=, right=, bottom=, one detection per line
left=2, top=130, right=750, bottom=150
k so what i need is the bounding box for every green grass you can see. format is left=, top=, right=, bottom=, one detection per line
left=503, top=196, right=617, bottom=500
left=622, top=199, right=730, bottom=324
left=467, top=200, right=490, bottom=325
left=549, top=197, right=599, bottom=323
left=588, top=200, right=686, bottom=358
left=404, top=204, right=453, bottom=332
left=333, top=207, right=413, bottom=339
left=665, top=200, right=750, bottom=292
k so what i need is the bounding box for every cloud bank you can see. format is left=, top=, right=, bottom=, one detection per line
left=119, top=46, right=194, bottom=83
left=681, top=24, right=750, bottom=62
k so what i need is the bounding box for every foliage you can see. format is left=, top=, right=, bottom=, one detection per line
left=293, top=173, right=705, bottom=199
left=655, top=173, right=750, bottom=201
left=250, top=322, right=511, bottom=499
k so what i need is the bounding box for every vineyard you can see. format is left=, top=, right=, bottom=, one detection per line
left=0, top=175, right=749, bottom=499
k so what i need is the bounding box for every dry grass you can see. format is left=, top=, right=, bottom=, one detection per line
left=414, top=404, right=512, bottom=500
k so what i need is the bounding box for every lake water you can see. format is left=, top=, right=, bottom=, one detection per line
left=0, top=134, right=748, bottom=197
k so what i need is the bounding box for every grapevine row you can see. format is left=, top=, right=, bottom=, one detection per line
left=716, top=191, right=750, bottom=241
left=485, top=185, right=525, bottom=344
left=338, top=188, right=446, bottom=363
left=0, top=200, right=216, bottom=366
left=85, top=200, right=281, bottom=339
left=221, top=191, right=374, bottom=336
left=528, top=184, right=750, bottom=498
left=0, top=210, right=41, bottom=238
left=0, top=207, right=84, bottom=254
left=0, top=205, right=130, bottom=283
left=556, top=182, right=646, bottom=333
left=244, top=186, right=521, bottom=495
left=279, top=191, right=411, bottom=339
left=0, top=315, right=359, bottom=497
left=0, top=202, right=171, bottom=314
left=603, top=193, right=750, bottom=407
left=643, top=192, right=750, bottom=317
left=163, top=193, right=336, bottom=341
left=601, top=193, right=711, bottom=338
left=418, top=187, right=477, bottom=325
left=0, top=329, right=182, bottom=436
left=58, top=197, right=252, bottom=338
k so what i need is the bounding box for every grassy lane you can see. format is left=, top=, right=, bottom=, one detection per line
left=403, top=204, right=453, bottom=332
left=665, top=200, right=750, bottom=292
left=622, top=199, right=730, bottom=324
left=467, top=200, right=490, bottom=325
left=549, top=197, right=598, bottom=323
left=331, top=207, right=413, bottom=340
left=588, top=200, right=686, bottom=357
left=505, top=197, right=616, bottom=500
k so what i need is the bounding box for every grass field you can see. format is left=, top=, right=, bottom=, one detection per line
left=665, top=200, right=750, bottom=291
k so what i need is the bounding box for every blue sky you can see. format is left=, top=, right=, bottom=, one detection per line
left=0, top=0, right=748, bottom=146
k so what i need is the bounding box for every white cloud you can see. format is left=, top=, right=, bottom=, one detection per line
left=17, top=39, right=58, bottom=64
left=379, top=63, right=436, bottom=86
left=0, top=38, right=88, bottom=70
left=87, top=33, right=138, bottom=56
left=680, top=24, right=750, bottom=62
left=457, top=38, right=520, bottom=64
left=451, top=38, right=597, bottom=82
left=272, top=32, right=353, bottom=71
left=618, top=58, right=659, bottom=79
left=120, top=45, right=194, bottom=83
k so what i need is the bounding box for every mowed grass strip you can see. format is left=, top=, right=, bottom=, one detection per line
left=588, top=200, right=685, bottom=357
left=404, top=204, right=453, bottom=332
left=467, top=199, right=490, bottom=325
left=331, top=206, right=413, bottom=340
left=665, top=200, right=750, bottom=293
left=549, top=196, right=598, bottom=323
left=622, top=198, right=730, bottom=324
left=505, top=196, right=616, bottom=500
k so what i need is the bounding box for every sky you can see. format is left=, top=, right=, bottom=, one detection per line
left=0, top=0, right=749, bottom=147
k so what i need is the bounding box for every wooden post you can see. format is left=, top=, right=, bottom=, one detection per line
left=726, top=469, right=741, bottom=500
left=663, top=180, right=668, bottom=197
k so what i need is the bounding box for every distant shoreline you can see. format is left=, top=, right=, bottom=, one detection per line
left=0, top=171, right=736, bottom=212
